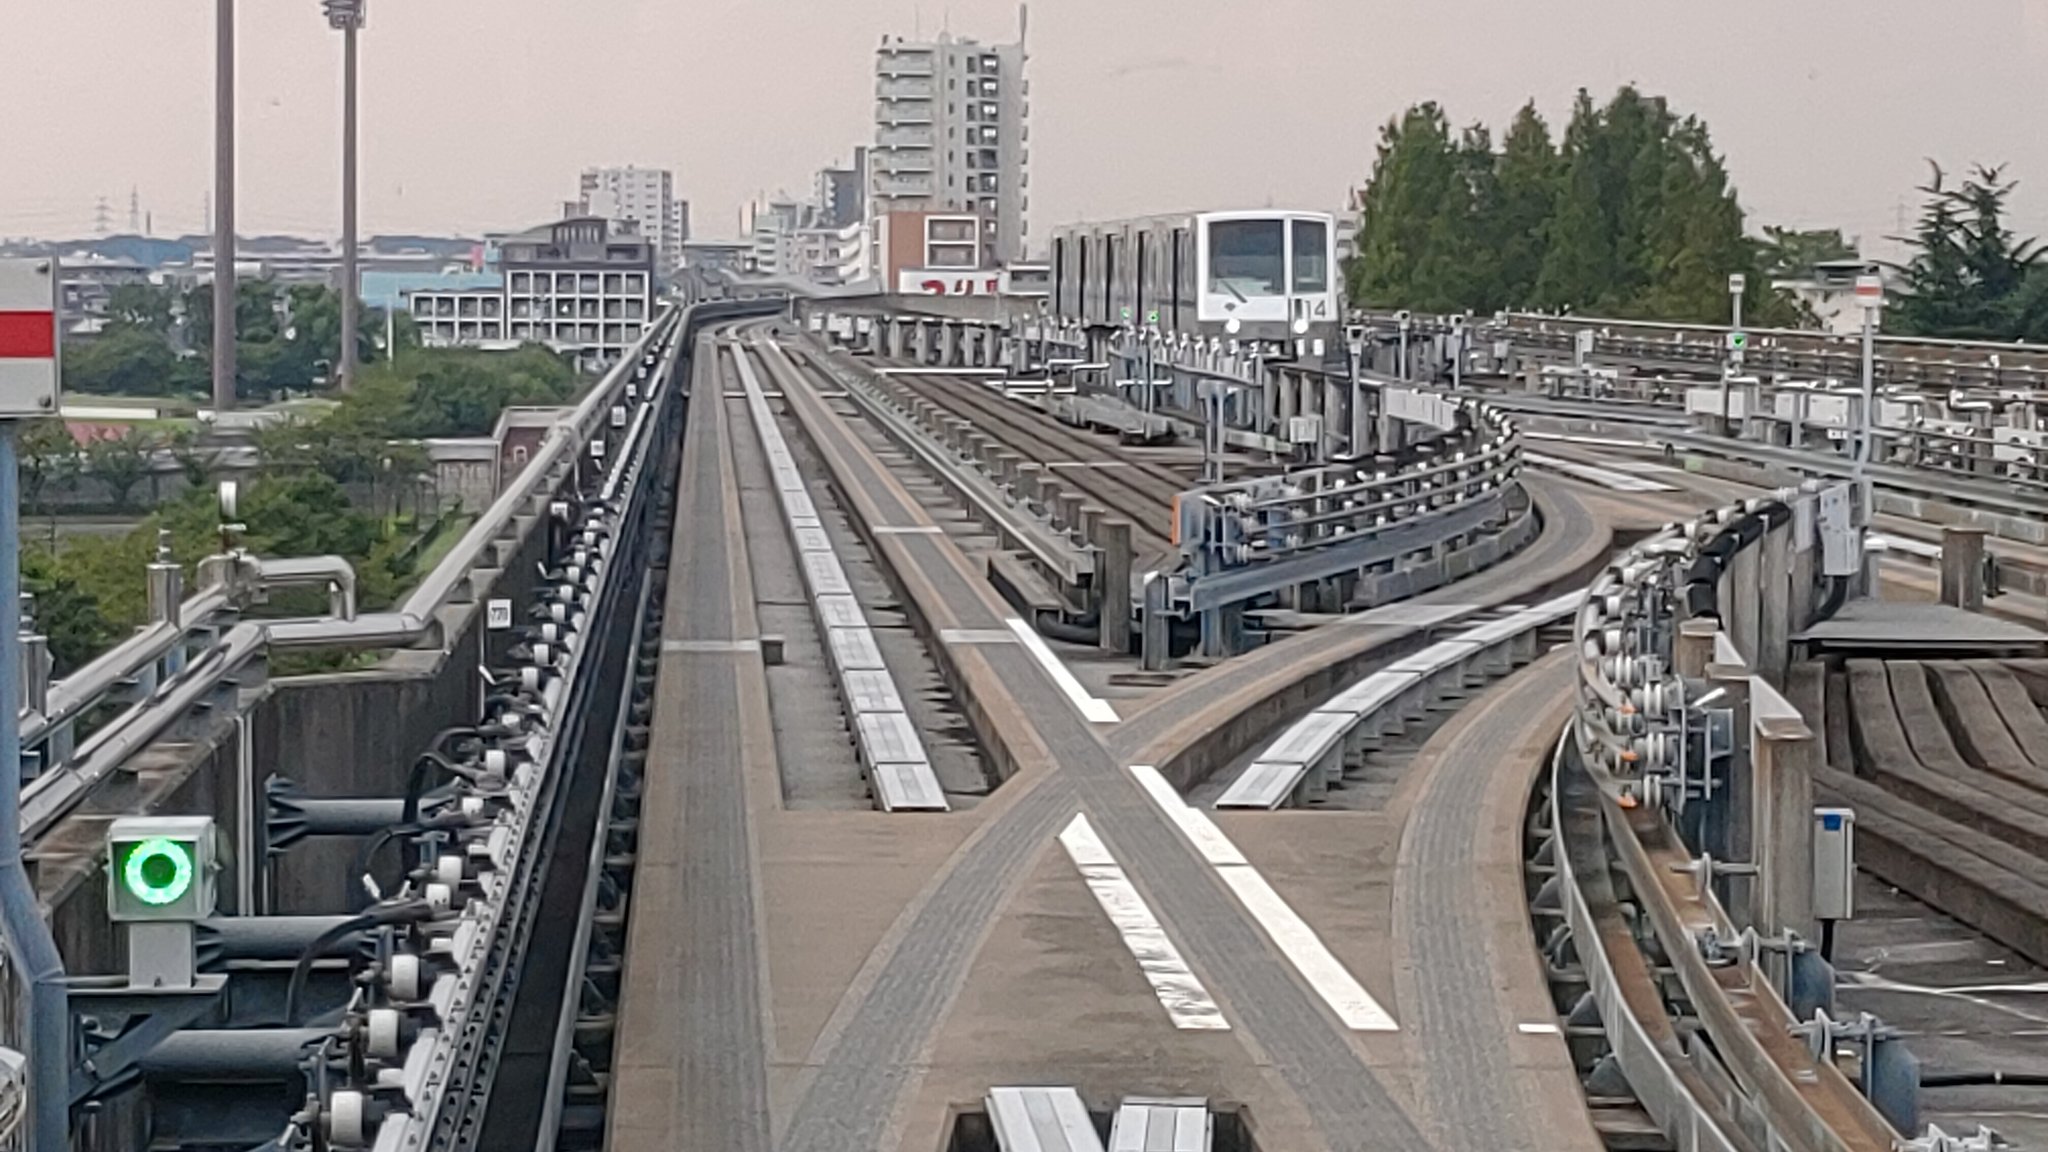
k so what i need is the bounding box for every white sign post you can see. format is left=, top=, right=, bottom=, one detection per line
left=1853, top=273, right=1886, bottom=529
left=0, top=258, right=61, bottom=417
left=481, top=598, right=513, bottom=711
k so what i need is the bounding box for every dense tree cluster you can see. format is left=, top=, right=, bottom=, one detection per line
left=1348, top=87, right=1797, bottom=325
left=65, top=280, right=411, bottom=401
left=1889, top=163, right=2048, bottom=343
left=28, top=312, right=585, bottom=674
left=23, top=474, right=405, bottom=674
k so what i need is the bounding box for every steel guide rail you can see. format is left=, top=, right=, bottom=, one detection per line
left=1374, top=308, right=2048, bottom=390
left=1171, top=393, right=1523, bottom=614
left=1219, top=593, right=1579, bottom=809
left=351, top=305, right=793, bottom=1152
left=387, top=324, right=677, bottom=1152
left=805, top=306, right=1532, bottom=636
left=1561, top=497, right=1902, bottom=1152
left=1181, top=394, right=1517, bottom=551
left=733, top=339, right=947, bottom=811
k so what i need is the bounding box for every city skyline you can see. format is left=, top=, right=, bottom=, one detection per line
left=8, top=0, right=2048, bottom=251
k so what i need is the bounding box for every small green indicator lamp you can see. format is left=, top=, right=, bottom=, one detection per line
left=122, top=837, right=196, bottom=906
left=106, top=815, right=216, bottom=922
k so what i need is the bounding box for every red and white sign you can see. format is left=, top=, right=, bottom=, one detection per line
left=0, top=258, right=60, bottom=417
left=897, top=269, right=1002, bottom=297
left=1855, top=273, right=1885, bottom=311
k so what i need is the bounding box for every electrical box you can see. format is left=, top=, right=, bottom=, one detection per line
left=107, top=816, right=218, bottom=922
left=1814, top=806, right=1856, bottom=921
left=1818, top=482, right=1860, bottom=577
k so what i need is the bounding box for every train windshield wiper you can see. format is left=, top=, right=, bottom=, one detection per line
left=1217, top=278, right=1249, bottom=304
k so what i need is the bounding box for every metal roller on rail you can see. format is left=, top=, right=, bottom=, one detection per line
left=1530, top=483, right=2001, bottom=1151
left=0, top=300, right=801, bottom=1152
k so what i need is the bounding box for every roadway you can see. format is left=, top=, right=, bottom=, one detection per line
left=606, top=324, right=1702, bottom=1152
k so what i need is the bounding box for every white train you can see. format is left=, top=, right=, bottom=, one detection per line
left=1048, top=209, right=1342, bottom=356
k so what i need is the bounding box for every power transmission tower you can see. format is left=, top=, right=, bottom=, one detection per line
left=94, top=197, right=112, bottom=234
left=129, top=188, right=142, bottom=233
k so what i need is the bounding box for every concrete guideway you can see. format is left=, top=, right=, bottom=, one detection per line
left=610, top=334, right=775, bottom=1152
left=1112, top=475, right=1625, bottom=778
left=1390, top=647, right=1605, bottom=1152
left=613, top=322, right=1678, bottom=1152
left=753, top=333, right=1442, bottom=1151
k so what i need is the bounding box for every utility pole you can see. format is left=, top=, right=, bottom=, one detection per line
left=213, top=0, right=238, bottom=414
left=324, top=0, right=367, bottom=391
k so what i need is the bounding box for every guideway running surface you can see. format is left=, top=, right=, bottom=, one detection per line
left=609, top=338, right=774, bottom=1152
left=1391, top=648, right=1605, bottom=1152
left=755, top=339, right=1437, bottom=1152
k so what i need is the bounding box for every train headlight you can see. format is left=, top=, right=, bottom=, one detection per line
left=1292, top=317, right=1310, bottom=336
left=1225, top=317, right=1242, bottom=335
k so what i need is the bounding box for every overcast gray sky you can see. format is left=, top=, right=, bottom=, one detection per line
left=7, top=0, right=2048, bottom=254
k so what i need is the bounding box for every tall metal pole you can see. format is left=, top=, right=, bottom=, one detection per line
left=1856, top=303, right=1875, bottom=485
left=1722, top=274, right=1744, bottom=435
left=0, top=426, right=72, bottom=1152
left=339, top=19, right=361, bottom=390
left=212, top=0, right=238, bottom=412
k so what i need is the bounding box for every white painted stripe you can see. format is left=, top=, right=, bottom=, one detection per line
left=1128, top=764, right=1398, bottom=1032
left=1345, top=602, right=1478, bottom=628
left=872, top=524, right=946, bottom=535
left=1006, top=617, right=1121, bottom=723
left=1129, top=766, right=1245, bottom=866
left=1211, top=865, right=1399, bottom=1031
left=1058, top=814, right=1230, bottom=1031
left=1517, top=1021, right=1562, bottom=1035
left=940, top=628, right=1020, bottom=645
left=662, top=639, right=759, bottom=653
left=1523, top=431, right=1649, bottom=448
left=1526, top=452, right=1678, bottom=493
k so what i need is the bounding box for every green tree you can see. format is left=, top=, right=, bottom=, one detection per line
left=1890, top=163, right=2044, bottom=339
left=1758, top=226, right=1857, bottom=280
left=166, top=426, right=223, bottom=488
left=62, top=326, right=187, bottom=396
left=102, top=283, right=180, bottom=336
left=21, top=546, right=121, bottom=676
left=1533, top=90, right=1622, bottom=311
left=1488, top=103, right=1561, bottom=309
left=19, top=419, right=78, bottom=516
left=84, top=426, right=161, bottom=510
left=1349, top=103, right=1462, bottom=310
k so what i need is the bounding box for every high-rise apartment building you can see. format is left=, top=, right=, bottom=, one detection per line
left=578, top=166, right=689, bottom=274
left=870, top=7, right=1030, bottom=265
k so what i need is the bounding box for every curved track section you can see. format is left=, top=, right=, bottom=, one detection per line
left=882, top=369, right=1188, bottom=559
left=1562, top=498, right=1903, bottom=1152
left=1390, top=647, right=1605, bottom=1152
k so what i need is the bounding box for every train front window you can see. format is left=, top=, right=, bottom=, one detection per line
left=1208, top=219, right=1285, bottom=297
left=1291, top=219, right=1330, bottom=294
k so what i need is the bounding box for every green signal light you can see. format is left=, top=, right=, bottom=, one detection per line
left=122, top=838, right=196, bottom=906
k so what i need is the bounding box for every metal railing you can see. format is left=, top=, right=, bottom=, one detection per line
left=1559, top=495, right=1905, bottom=1152
left=1377, top=308, right=2048, bottom=391
left=1168, top=391, right=1522, bottom=613
left=14, top=307, right=682, bottom=848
